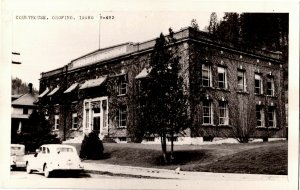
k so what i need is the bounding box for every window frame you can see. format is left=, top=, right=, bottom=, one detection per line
left=23, top=107, right=28, bottom=114
left=267, top=76, right=275, bottom=96
left=268, top=106, right=276, bottom=128
left=72, top=113, right=78, bottom=129
left=118, top=75, right=128, bottom=95
left=219, top=101, right=229, bottom=125
left=117, top=105, right=127, bottom=128
left=217, top=66, right=227, bottom=89
left=254, top=74, right=263, bottom=95
left=54, top=115, right=59, bottom=130
left=201, top=64, right=212, bottom=87
left=237, top=70, right=246, bottom=92
left=202, top=101, right=213, bottom=125
left=256, top=105, right=265, bottom=127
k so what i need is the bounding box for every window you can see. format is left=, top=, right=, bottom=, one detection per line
left=256, top=105, right=264, bottom=127
left=237, top=70, right=246, bottom=91
left=72, top=113, right=78, bottom=129
left=54, top=115, right=59, bottom=130
left=255, top=74, right=263, bottom=94
left=118, top=137, right=127, bottom=142
left=117, top=105, right=127, bottom=128
left=268, top=107, right=276, bottom=128
left=203, top=101, right=213, bottom=124
left=202, top=64, right=212, bottom=87
left=217, top=67, right=227, bottom=89
left=23, top=107, right=28, bottom=114
left=145, top=137, right=155, bottom=142
left=219, top=101, right=229, bottom=125
left=267, top=76, right=275, bottom=96
left=118, top=76, right=127, bottom=95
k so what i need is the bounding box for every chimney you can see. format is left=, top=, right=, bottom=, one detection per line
left=28, top=83, right=33, bottom=93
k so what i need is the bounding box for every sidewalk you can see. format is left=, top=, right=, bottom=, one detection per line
left=82, top=161, right=286, bottom=181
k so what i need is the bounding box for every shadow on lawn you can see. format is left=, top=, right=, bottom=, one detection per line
left=155, top=150, right=211, bottom=166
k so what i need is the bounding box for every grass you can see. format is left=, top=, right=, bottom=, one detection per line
left=69, top=140, right=287, bottom=175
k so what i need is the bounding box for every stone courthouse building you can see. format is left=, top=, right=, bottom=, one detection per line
left=38, top=27, right=287, bottom=144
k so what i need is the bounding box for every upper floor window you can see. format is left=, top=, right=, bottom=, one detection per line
left=54, top=115, right=59, bottom=130
left=237, top=70, right=246, bottom=92
left=217, top=67, right=227, bottom=89
left=268, top=107, right=276, bottom=128
left=202, top=64, right=212, bottom=87
left=72, top=113, right=78, bottom=129
left=23, top=107, right=28, bottom=114
left=203, top=101, right=213, bottom=124
left=118, top=75, right=127, bottom=95
left=117, top=105, right=127, bottom=128
left=219, top=101, right=229, bottom=125
left=255, top=74, right=263, bottom=95
left=256, top=105, right=264, bottom=127
left=267, top=76, right=275, bottom=96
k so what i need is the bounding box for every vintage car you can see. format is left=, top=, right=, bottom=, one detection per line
left=26, top=144, right=84, bottom=177
left=10, top=144, right=26, bottom=170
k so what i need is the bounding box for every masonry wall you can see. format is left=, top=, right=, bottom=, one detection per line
left=188, top=39, right=286, bottom=139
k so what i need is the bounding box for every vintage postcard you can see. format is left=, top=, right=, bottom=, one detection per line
left=1, top=0, right=298, bottom=189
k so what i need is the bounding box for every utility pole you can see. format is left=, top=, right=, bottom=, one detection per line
left=99, top=14, right=101, bottom=49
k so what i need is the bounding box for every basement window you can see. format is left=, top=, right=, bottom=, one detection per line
left=118, top=137, right=127, bottom=142
left=167, top=137, right=178, bottom=142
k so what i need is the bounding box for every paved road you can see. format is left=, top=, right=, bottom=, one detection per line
left=10, top=170, right=129, bottom=179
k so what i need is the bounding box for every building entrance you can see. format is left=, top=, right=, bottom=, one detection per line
left=83, top=97, right=108, bottom=138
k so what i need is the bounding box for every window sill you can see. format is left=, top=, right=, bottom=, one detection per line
left=255, top=93, right=265, bottom=97
left=70, top=128, right=78, bottom=131
left=236, top=91, right=249, bottom=95
left=117, top=94, right=127, bottom=97
left=117, top=127, right=127, bottom=129
left=256, top=126, right=279, bottom=130
left=215, top=88, right=230, bottom=92
left=202, top=124, right=215, bottom=127
left=52, top=129, right=59, bottom=132
left=218, top=124, right=231, bottom=128
left=265, top=95, right=277, bottom=98
left=200, top=86, right=214, bottom=90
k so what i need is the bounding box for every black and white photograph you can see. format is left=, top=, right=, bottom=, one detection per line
left=1, top=1, right=298, bottom=189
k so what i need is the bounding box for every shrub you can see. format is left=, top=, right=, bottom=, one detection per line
left=79, top=131, right=104, bottom=159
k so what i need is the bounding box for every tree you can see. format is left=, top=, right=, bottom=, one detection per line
left=215, top=13, right=241, bottom=43
left=205, top=12, right=288, bottom=59
left=207, top=12, right=219, bottom=35
left=80, top=131, right=104, bottom=159
left=12, top=77, right=38, bottom=95
left=190, top=19, right=199, bottom=31
left=138, top=29, right=190, bottom=163
left=11, top=110, right=61, bottom=152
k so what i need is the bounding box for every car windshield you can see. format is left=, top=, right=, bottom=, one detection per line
left=56, top=147, right=74, bottom=153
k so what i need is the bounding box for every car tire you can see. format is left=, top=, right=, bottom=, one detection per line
left=26, top=162, right=32, bottom=174
left=44, top=164, right=51, bottom=178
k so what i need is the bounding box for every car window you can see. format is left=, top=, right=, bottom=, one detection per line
left=56, top=147, right=74, bottom=153
left=42, top=147, right=46, bottom=154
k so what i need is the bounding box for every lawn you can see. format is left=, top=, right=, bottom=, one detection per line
left=69, top=140, right=287, bottom=175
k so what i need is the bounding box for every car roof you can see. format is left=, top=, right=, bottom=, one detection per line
left=11, top=144, right=25, bottom=147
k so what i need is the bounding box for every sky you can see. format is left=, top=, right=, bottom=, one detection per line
left=11, top=11, right=225, bottom=91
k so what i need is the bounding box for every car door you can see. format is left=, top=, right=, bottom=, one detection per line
left=35, top=146, right=46, bottom=172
